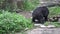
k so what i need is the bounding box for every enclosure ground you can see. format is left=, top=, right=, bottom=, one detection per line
left=15, top=27, right=60, bottom=34
left=16, top=11, right=60, bottom=34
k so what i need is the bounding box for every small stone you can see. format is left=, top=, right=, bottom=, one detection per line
left=47, top=25, right=55, bottom=28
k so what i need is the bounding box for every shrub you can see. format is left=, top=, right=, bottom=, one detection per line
left=0, top=10, right=33, bottom=34
left=44, top=6, right=60, bottom=27
left=23, top=0, right=39, bottom=11
left=51, top=22, right=60, bottom=27
left=48, top=6, right=60, bottom=17
left=45, top=22, right=60, bottom=27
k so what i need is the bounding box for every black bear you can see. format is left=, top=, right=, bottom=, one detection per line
left=32, top=6, right=49, bottom=24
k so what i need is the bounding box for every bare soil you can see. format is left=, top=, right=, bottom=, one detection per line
left=16, top=11, right=60, bottom=34
left=18, top=11, right=32, bottom=19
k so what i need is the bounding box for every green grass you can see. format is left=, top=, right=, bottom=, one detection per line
left=51, top=22, right=60, bottom=27
left=45, top=22, right=60, bottom=27
left=0, top=10, right=33, bottom=34
left=44, top=6, right=60, bottom=27
left=23, top=0, right=39, bottom=11
left=48, top=6, right=60, bottom=17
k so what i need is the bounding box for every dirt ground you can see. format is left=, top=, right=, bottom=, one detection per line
left=16, top=27, right=60, bottom=34
left=18, top=11, right=32, bottom=19
left=16, top=11, right=60, bottom=34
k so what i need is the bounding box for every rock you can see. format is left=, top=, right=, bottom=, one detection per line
left=34, top=24, right=55, bottom=28
left=26, top=28, right=60, bottom=34
left=16, top=9, right=23, bottom=13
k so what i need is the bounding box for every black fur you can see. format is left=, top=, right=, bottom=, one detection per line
left=32, top=6, right=49, bottom=24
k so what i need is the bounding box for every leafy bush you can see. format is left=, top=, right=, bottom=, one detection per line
left=0, top=10, right=33, bottom=34
left=51, top=22, right=60, bottom=27
left=48, top=6, right=60, bottom=17
left=44, top=22, right=50, bottom=26
left=44, top=6, right=60, bottom=27
left=23, top=0, right=39, bottom=11
left=0, top=0, right=39, bottom=11
left=44, top=22, right=60, bottom=27
left=0, top=0, right=17, bottom=12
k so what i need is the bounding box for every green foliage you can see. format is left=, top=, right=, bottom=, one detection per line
left=44, top=6, right=60, bottom=27
left=48, top=6, right=60, bottom=17
left=0, top=10, right=33, bottom=34
left=0, top=0, right=39, bottom=11
left=0, top=0, right=5, bottom=2
left=44, top=22, right=60, bottom=27
left=44, top=22, right=50, bottom=26
left=23, top=0, right=39, bottom=11
left=0, top=0, right=17, bottom=12
left=51, top=22, right=60, bottom=27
